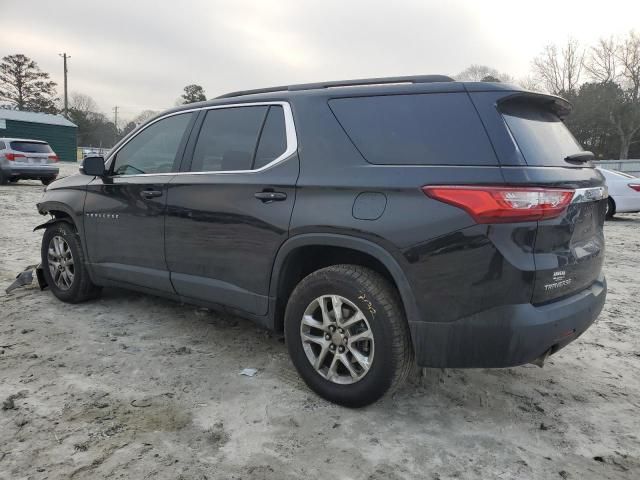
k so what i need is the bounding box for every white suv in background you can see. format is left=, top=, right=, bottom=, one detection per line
left=0, top=138, right=60, bottom=185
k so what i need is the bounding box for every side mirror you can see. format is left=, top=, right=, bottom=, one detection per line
left=80, top=156, right=106, bottom=176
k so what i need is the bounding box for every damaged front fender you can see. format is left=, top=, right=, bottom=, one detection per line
left=33, top=217, right=73, bottom=232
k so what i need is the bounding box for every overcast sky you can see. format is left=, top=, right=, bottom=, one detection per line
left=4, top=0, right=640, bottom=122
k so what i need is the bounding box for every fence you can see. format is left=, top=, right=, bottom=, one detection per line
left=76, top=147, right=112, bottom=161
left=593, top=160, right=640, bottom=176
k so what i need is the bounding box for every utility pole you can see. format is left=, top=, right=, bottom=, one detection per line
left=59, top=53, right=70, bottom=117
left=113, top=106, right=119, bottom=132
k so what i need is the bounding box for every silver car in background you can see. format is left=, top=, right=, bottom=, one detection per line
left=0, top=138, right=60, bottom=185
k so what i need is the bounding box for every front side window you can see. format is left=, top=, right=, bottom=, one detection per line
left=112, top=113, right=192, bottom=175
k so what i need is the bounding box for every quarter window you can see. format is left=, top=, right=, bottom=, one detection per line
left=329, top=93, right=497, bottom=166
left=254, top=106, right=287, bottom=169
left=112, top=113, right=193, bottom=175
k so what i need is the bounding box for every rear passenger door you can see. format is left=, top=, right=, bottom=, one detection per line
left=165, top=103, right=298, bottom=315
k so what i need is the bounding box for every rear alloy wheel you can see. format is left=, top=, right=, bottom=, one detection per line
left=41, top=222, right=101, bottom=303
left=285, top=265, right=413, bottom=407
left=300, top=294, right=375, bottom=385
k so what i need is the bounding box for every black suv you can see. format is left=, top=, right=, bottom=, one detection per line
left=36, top=75, right=607, bottom=407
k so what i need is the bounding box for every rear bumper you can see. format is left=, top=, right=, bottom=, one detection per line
left=409, top=274, right=606, bottom=368
left=2, top=164, right=59, bottom=179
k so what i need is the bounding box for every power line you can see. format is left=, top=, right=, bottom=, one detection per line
left=59, top=53, right=70, bottom=117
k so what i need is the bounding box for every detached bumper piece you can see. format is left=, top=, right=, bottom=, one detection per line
left=5, top=264, right=48, bottom=294
left=410, top=275, right=606, bottom=368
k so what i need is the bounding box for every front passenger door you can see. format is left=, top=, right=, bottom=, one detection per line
left=84, top=112, right=195, bottom=293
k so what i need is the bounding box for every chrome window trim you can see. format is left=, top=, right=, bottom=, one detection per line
left=105, top=101, right=297, bottom=177
left=571, top=186, right=608, bottom=204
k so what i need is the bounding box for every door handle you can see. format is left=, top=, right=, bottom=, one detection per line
left=254, top=191, right=287, bottom=202
left=140, top=189, right=163, bottom=199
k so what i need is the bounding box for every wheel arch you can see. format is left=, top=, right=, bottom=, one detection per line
left=269, top=234, right=419, bottom=334
left=34, top=201, right=79, bottom=232
left=34, top=201, right=97, bottom=284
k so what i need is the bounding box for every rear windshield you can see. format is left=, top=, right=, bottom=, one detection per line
left=10, top=141, right=52, bottom=153
left=500, top=102, right=583, bottom=167
left=329, top=93, right=497, bottom=166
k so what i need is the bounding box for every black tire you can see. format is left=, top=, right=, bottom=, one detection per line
left=284, top=264, right=413, bottom=407
left=9, top=178, right=19, bottom=183
left=0, top=171, right=7, bottom=185
left=41, top=222, right=101, bottom=303
left=41, top=177, right=56, bottom=186
left=606, top=197, right=615, bottom=219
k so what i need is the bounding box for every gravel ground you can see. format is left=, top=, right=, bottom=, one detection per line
left=1, top=163, right=639, bottom=479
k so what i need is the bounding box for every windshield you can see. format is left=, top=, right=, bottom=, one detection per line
left=501, top=101, right=583, bottom=167
left=10, top=141, right=52, bottom=154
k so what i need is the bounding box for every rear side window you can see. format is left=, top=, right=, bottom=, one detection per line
left=329, top=93, right=497, bottom=165
left=500, top=101, right=583, bottom=167
left=191, top=106, right=268, bottom=172
left=10, top=141, right=52, bottom=153
left=254, top=106, right=287, bottom=169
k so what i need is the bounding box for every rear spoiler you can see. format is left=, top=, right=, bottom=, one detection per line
left=496, top=92, right=572, bottom=119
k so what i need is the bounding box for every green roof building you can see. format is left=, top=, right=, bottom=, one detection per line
left=0, top=110, right=77, bottom=162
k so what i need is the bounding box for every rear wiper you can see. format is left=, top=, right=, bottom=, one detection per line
left=564, top=151, right=595, bottom=164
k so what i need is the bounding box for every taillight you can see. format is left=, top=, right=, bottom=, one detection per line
left=422, top=186, right=575, bottom=223
left=5, top=153, right=26, bottom=161
left=48, top=154, right=59, bottom=162
left=629, top=184, right=640, bottom=192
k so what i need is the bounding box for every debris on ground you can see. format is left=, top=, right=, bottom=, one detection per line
left=240, top=368, right=258, bottom=377
left=2, top=391, right=28, bottom=410
left=5, top=265, right=38, bottom=294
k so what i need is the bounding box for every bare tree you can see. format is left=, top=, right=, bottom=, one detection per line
left=456, top=64, right=513, bottom=83
left=517, top=75, right=544, bottom=92
left=132, top=109, right=158, bottom=126
left=583, top=32, right=640, bottom=158
left=69, top=92, right=98, bottom=115
left=615, top=31, right=640, bottom=158
left=585, top=37, right=618, bottom=83
left=618, top=31, right=640, bottom=102
left=533, top=39, right=584, bottom=95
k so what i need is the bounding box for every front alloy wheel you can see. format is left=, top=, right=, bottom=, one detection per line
left=41, top=222, right=101, bottom=303
left=301, top=295, right=374, bottom=384
left=47, top=235, right=75, bottom=290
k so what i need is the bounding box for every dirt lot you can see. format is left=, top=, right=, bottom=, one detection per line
left=1, top=163, right=639, bottom=479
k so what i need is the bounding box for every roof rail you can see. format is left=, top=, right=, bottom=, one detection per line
left=216, top=74, right=455, bottom=99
